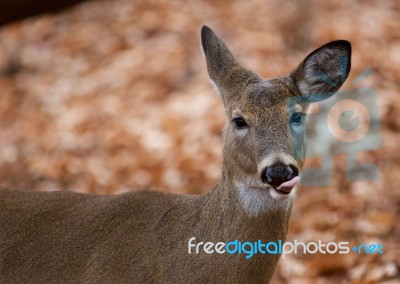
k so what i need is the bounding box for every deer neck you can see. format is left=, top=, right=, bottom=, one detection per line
left=197, top=150, right=293, bottom=243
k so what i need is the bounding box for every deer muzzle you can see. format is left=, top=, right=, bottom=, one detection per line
left=261, top=164, right=299, bottom=194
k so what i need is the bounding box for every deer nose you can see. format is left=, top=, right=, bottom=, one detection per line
left=261, top=163, right=299, bottom=187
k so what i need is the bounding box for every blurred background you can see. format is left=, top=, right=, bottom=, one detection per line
left=0, top=0, right=399, bottom=283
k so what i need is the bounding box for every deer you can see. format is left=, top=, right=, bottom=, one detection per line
left=0, top=26, right=351, bottom=283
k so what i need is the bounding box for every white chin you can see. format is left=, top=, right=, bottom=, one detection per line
left=269, top=187, right=297, bottom=201
left=236, top=183, right=296, bottom=216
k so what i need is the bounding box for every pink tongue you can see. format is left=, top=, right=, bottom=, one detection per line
left=276, top=176, right=300, bottom=193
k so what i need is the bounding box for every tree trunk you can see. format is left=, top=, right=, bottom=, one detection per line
left=0, top=0, right=95, bottom=26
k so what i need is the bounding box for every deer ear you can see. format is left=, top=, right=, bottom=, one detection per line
left=292, top=40, right=351, bottom=102
left=201, top=26, right=258, bottom=97
left=201, top=26, right=237, bottom=88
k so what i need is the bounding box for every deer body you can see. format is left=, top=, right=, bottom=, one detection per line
left=0, top=185, right=288, bottom=283
left=0, top=26, right=351, bottom=283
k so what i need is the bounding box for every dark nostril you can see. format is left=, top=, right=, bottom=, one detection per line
left=289, top=165, right=299, bottom=179
left=261, top=164, right=299, bottom=187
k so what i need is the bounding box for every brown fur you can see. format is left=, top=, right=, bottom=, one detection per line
left=0, top=26, right=351, bottom=283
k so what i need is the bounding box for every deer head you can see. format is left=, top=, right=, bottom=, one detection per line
left=201, top=26, right=351, bottom=215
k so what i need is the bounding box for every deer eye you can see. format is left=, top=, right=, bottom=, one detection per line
left=290, top=112, right=304, bottom=125
left=232, top=117, right=248, bottom=129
